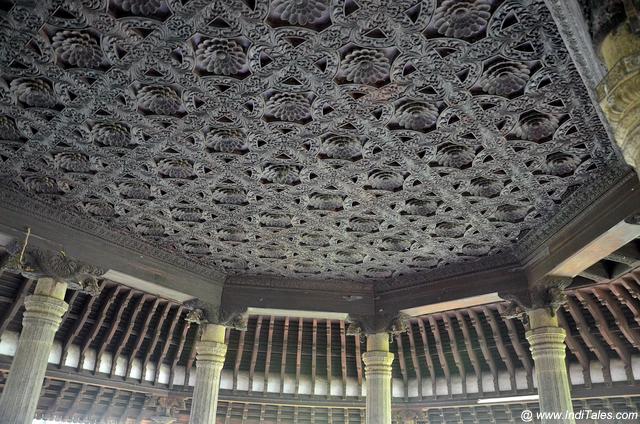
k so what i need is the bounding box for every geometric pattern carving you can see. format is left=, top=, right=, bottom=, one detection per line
left=0, top=0, right=622, bottom=281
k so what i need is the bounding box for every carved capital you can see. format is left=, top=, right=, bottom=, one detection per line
left=2, top=245, right=104, bottom=296
left=183, top=299, right=248, bottom=330
left=346, top=312, right=410, bottom=336
left=499, top=276, right=572, bottom=324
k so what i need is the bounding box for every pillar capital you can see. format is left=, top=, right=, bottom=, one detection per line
left=2, top=243, right=104, bottom=296
left=346, top=312, right=410, bottom=337
left=183, top=299, right=248, bottom=330
left=499, top=276, right=572, bottom=328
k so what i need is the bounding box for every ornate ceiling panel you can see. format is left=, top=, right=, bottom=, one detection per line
left=0, top=0, right=625, bottom=281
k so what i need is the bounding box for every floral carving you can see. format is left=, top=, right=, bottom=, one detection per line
left=481, top=61, right=530, bottom=96
left=367, top=170, right=405, bottom=191
left=0, top=116, right=21, bottom=140
left=195, top=39, right=246, bottom=75
left=112, top=0, right=164, bottom=15
left=52, top=31, right=103, bottom=68
left=343, top=49, right=390, bottom=85
left=545, top=152, right=581, bottom=176
left=205, top=128, right=248, bottom=154
left=261, top=163, right=301, bottom=185
left=436, top=143, right=475, bottom=168
left=137, top=86, right=182, bottom=116
left=91, top=122, right=132, bottom=147
left=212, top=187, right=247, bottom=205
left=10, top=78, right=58, bottom=108
left=271, top=0, right=327, bottom=25
left=396, top=101, right=439, bottom=131
left=517, top=111, right=559, bottom=141
left=434, top=0, right=491, bottom=38
left=321, top=134, right=362, bottom=160
left=54, top=152, right=93, bottom=173
left=0, top=0, right=621, bottom=281
left=266, top=93, right=311, bottom=121
left=156, top=158, right=194, bottom=179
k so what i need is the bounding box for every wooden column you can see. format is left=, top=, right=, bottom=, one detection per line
left=362, top=333, right=394, bottom=424
left=526, top=308, right=575, bottom=424
left=189, top=323, right=228, bottom=424
left=0, top=278, right=68, bottom=424
left=594, top=1, right=640, bottom=176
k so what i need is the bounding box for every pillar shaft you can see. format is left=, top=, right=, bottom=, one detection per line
left=526, top=308, right=575, bottom=424
left=189, top=323, right=227, bottom=424
left=363, top=333, right=394, bottom=424
left=0, top=278, right=68, bottom=424
left=595, top=5, right=640, bottom=174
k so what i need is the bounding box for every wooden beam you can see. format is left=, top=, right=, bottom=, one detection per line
left=141, top=301, right=172, bottom=383
left=326, top=320, right=332, bottom=396
left=575, top=291, right=635, bottom=382
left=354, top=332, right=363, bottom=396
left=442, top=313, right=467, bottom=396
left=593, top=287, right=640, bottom=349
left=264, top=315, right=275, bottom=395
left=110, top=293, right=147, bottom=377
left=556, top=308, right=592, bottom=387
left=427, top=316, right=452, bottom=396
left=126, top=298, right=161, bottom=379
left=311, top=318, right=317, bottom=396
left=395, top=332, right=409, bottom=400
left=60, top=280, right=106, bottom=368
left=249, top=315, right=263, bottom=393
left=0, top=278, right=32, bottom=335
left=405, top=321, right=423, bottom=399
left=467, top=309, right=500, bottom=393
left=154, top=304, right=184, bottom=384
left=296, top=317, right=304, bottom=397
left=496, top=304, right=534, bottom=389
left=339, top=320, right=347, bottom=399
left=169, top=317, right=191, bottom=388
left=610, top=281, right=640, bottom=327
left=63, top=383, right=86, bottom=420
left=279, top=317, right=290, bottom=395
left=564, top=297, right=612, bottom=385
left=454, top=311, right=483, bottom=395
left=234, top=327, right=247, bottom=392
left=78, top=285, right=122, bottom=371
left=95, top=288, right=134, bottom=374
left=481, top=306, right=517, bottom=392
left=416, top=318, right=438, bottom=397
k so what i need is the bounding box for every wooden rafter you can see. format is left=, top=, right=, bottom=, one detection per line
left=154, top=304, right=184, bottom=384
left=427, top=316, right=452, bottom=396
left=296, top=317, right=304, bottom=396
left=94, top=288, right=134, bottom=374
left=395, top=332, right=409, bottom=400
left=78, top=285, right=122, bottom=371
left=59, top=280, right=107, bottom=368
left=169, top=317, right=191, bottom=388
left=234, top=326, right=247, bottom=392
left=416, top=318, right=438, bottom=397
left=442, top=313, right=467, bottom=395
left=496, top=304, right=534, bottom=389
left=264, top=315, right=275, bottom=395
left=0, top=278, right=32, bottom=335
left=482, top=306, right=516, bottom=392
left=279, top=316, right=290, bottom=395
left=141, top=301, right=172, bottom=382
left=467, top=309, right=500, bottom=393
left=110, top=293, right=147, bottom=377
left=126, top=298, right=161, bottom=379
left=454, top=311, right=483, bottom=395
left=556, top=307, right=592, bottom=387
left=405, top=321, right=422, bottom=399
left=339, top=320, right=347, bottom=399
left=249, top=315, right=263, bottom=393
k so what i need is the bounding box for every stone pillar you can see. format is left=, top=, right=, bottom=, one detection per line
left=593, top=1, right=640, bottom=175
left=189, top=323, right=227, bottom=424
left=526, top=308, right=575, bottom=424
left=363, top=333, right=394, bottom=424
left=0, top=278, right=68, bottom=424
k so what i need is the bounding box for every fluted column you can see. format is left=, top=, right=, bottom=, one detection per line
left=526, top=308, right=575, bottom=424
left=0, top=278, right=68, bottom=424
left=189, top=323, right=227, bottom=424
left=363, top=333, right=394, bottom=424
left=594, top=1, right=640, bottom=175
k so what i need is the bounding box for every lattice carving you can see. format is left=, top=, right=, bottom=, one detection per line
left=0, top=0, right=624, bottom=282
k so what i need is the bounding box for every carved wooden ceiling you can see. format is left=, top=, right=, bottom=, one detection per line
left=0, top=0, right=626, bottom=281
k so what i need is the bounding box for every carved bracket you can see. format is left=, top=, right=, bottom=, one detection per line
left=499, top=276, right=573, bottom=324
left=346, top=312, right=410, bottom=336
left=1, top=242, right=104, bottom=296
left=183, top=298, right=248, bottom=331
